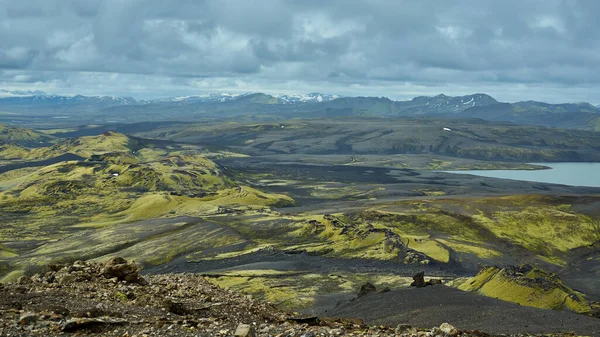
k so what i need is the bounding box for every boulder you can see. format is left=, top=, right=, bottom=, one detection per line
left=62, top=317, right=127, bottom=332
left=19, top=313, right=38, bottom=325
left=163, top=298, right=190, bottom=316
left=439, top=322, right=457, bottom=335
left=234, top=323, right=256, bottom=337
left=100, top=257, right=143, bottom=284
left=410, top=271, right=427, bottom=287
left=395, top=323, right=412, bottom=334
left=410, top=272, right=442, bottom=287
left=357, top=282, right=377, bottom=297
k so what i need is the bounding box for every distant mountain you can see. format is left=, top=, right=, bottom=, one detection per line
left=305, top=96, right=401, bottom=116
left=148, top=93, right=240, bottom=104
left=278, top=93, right=340, bottom=104
left=290, top=94, right=498, bottom=117
left=0, top=89, right=47, bottom=97
left=234, top=93, right=282, bottom=104
left=459, top=101, right=600, bottom=130
left=395, top=93, right=498, bottom=115
left=1, top=89, right=599, bottom=131
left=0, top=94, right=136, bottom=106
left=0, top=92, right=138, bottom=120
left=149, top=92, right=339, bottom=105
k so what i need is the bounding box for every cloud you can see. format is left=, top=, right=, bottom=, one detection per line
left=0, top=0, right=599, bottom=103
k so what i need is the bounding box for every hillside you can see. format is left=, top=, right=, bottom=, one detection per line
left=395, top=93, right=498, bottom=115
left=134, top=118, right=600, bottom=162
left=3, top=258, right=566, bottom=337
left=0, top=124, right=56, bottom=147
left=0, top=131, right=293, bottom=280
left=460, top=102, right=600, bottom=130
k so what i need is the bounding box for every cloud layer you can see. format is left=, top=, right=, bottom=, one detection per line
left=1, top=0, right=599, bottom=102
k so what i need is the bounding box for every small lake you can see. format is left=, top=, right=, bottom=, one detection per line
left=443, top=162, right=600, bottom=188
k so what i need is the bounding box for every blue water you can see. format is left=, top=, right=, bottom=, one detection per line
left=444, top=162, right=600, bottom=188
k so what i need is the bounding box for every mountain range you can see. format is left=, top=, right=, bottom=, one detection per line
left=0, top=90, right=598, bottom=130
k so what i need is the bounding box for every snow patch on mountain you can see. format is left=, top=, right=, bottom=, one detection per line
left=0, top=89, right=48, bottom=97
left=277, top=93, right=340, bottom=104
left=151, top=92, right=340, bottom=104
left=0, top=91, right=137, bottom=105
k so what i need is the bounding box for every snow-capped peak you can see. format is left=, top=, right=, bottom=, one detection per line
left=149, top=92, right=341, bottom=104
left=277, top=93, right=340, bottom=104
left=0, top=89, right=48, bottom=97
left=149, top=93, right=242, bottom=103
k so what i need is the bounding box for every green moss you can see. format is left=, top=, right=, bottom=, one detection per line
left=437, top=239, right=502, bottom=259
left=458, top=265, right=592, bottom=314
left=207, top=271, right=415, bottom=311
left=114, top=292, right=128, bottom=302
left=0, top=269, right=25, bottom=283
left=473, top=206, right=599, bottom=263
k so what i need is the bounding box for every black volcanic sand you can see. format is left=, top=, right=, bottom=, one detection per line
left=217, top=158, right=600, bottom=201
left=144, top=249, right=465, bottom=278
left=327, top=286, right=600, bottom=336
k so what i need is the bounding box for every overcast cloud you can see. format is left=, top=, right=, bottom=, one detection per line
left=0, top=0, right=599, bottom=103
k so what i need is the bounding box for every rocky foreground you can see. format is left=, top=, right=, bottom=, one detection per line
left=0, top=258, right=577, bottom=337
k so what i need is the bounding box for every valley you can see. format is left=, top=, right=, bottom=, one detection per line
left=1, top=115, right=600, bottom=335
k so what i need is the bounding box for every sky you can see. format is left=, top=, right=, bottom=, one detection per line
left=1, top=0, right=599, bottom=103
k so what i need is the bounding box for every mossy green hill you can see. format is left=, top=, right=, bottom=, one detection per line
left=0, top=123, right=56, bottom=147
left=0, top=131, right=293, bottom=280
left=1, top=124, right=599, bottom=322
left=457, top=264, right=592, bottom=314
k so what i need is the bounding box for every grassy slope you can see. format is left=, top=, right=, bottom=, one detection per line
left=183, top=195, right=600, bottom=312
left=203, top=195, right=600, bottom=268
left=457, top=265, right=591, bottom=314
left=0, top=123, right=56, bottom=147
left=0, top=132, right=293, bottom=280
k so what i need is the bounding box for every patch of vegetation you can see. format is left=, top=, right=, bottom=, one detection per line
left=458, top=265, right=592, bottom=314
left=206, top=270, right=415, bottom=311
left=0, top=131, right=295, bottom=278
left=0, top=123, right=56, bottom=147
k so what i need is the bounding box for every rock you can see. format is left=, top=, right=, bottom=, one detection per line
left=357, top=282, right=377, bottom=297
left=75, top=303, right=107, bottom=318
left=101, top=257, right=142, bottom=283
left=410, top=271, right=427, bottom=288
left=48, top=263, right=65, bottom=272
left=55, top=273, right=77, bottom=285
left=429, top=279, right=443, bottom=285
left=439, top=322, right=457, bottom=335
left=395, top=323, right=412, bottom=334
left=163, top=299, right=189, bottom=315
left=62, top=317, right=127, bottom=332
left=16, top=276, right=29, bottom=285
left=289, top=316, right=320, bottom=326
left=71, top=260, right=86, bottom=270
left=234, top=323, right=256, bottom=337
left=29, top=273, right=42, bottom=283
left=19, top=313, right=38, bottom=325
left=45, top=305, right=70, bottom=317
